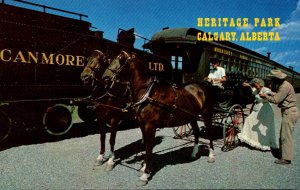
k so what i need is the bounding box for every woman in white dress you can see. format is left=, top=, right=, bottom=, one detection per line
left=238, top=78, right=278, bottom=151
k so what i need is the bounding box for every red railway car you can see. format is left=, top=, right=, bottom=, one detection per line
left=0, top=1, right=121, bottom=142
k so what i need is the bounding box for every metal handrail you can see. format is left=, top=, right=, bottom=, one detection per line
left=12, top=0, right=88, bottom=20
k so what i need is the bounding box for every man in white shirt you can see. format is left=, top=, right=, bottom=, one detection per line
left=207, top=57, right=226, bottom=89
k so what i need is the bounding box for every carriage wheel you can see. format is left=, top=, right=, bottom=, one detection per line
left=173, top=124, right=193, bottom=139
left=221, top=104, right=244, bottom=152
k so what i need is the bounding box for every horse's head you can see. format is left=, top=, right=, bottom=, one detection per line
left=81, top=50, right=108, bottom=85
left=102, top=50, right=132, bottom=80
left=117, top=28, right=135, bottom=50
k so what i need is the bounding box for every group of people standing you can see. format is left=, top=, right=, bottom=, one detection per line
left=207, top=57, right=299, bottom=165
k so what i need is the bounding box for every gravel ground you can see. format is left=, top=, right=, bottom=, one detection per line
left=0, top=95, right=300, bottom=189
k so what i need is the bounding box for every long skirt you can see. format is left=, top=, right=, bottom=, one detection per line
left=238, top=102, right=277, bottom=150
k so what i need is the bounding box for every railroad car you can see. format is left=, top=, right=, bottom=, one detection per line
left=143, top=27, right=300, bottom=92
left=0, top=0, right=125, bottom=142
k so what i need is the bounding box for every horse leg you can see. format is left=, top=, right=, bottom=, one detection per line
left=137, top=124, right=146, bottom=177
left=136, top=122, right=156, bottom=186
left=139, top=123, right=146, bottom=149
left=95, top=118, right=107, bottom=166
left=105, top=117, right=118, bottom=171
left=190, top=120, right=200, bottom=159
left=204, top=116, right=215, bottom=163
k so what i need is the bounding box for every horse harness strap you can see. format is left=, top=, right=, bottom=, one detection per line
left=145, top=96, right=201, bottom=120
left=93, top=102, right=129, bottom=112
left=89, top=82, right=132, bottom=113
left=132, top=76, right=158, bottom=107
left=133, top=78, right=201, bottom=124
left=89, top=92, right=131, bottom=113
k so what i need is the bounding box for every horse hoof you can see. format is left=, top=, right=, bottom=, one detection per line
left=190, top=144, right=199, bottom=160
left=136, top=179, right=148, bottom=187
left=190, top=151, right=198, bottom=160
left=207, top=157, right=215, bottom=163
left=190, top=155, right=197, bottom=160
left=137, top=172, right=145, bottom=177
left=105, top=163, right=114, bottom=172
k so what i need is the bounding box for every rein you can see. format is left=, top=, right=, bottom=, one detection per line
left=92, top=101, right=129, bottom=112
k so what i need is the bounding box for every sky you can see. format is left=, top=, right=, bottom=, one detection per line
left=7, top=0, right=300, bottom=73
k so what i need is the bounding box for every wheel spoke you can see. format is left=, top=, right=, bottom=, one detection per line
left=222, top=104, right=244, bottom=152
left=173, top=124, right=193, bottom=139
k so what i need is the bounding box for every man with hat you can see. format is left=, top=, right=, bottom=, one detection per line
left=207, top=57, right=226, bottom=89
left=260, top=69, right=299, bottom=165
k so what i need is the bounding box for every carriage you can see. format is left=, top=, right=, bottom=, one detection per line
left=172, top=71, right=252, bottom=152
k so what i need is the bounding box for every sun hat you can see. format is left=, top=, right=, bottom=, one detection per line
left=267, top=69, right=287, bottom=79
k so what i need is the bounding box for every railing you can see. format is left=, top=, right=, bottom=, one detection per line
left=2, top=0, right=88, bottom=20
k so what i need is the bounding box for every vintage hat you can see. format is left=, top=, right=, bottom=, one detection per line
left=267, top=69, right=287, bottom=79
left=209, top=57, right=220, bottom=64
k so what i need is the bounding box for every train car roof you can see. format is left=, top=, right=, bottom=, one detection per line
left=148, top=28, right=199, bottom=44
left=145, top=28, right=267, bottom=59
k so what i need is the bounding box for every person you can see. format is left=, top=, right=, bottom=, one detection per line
left=117, top=28, right=135, bottom=52
left=260, top=69, right=299, bottom=165
left=207, top=57, right=226, bottom=89
left=238, top=78, right=277, bottom=151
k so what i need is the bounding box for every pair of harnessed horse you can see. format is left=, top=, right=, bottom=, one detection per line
left=83, top=49, right=216, bottom=186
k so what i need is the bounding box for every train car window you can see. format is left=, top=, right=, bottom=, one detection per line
left=178, top=56, right=183, bottom=70
left=171, top=55, right=183, bottom=70
left=254, top=63, right=258, bottom=77
left=258, top=64, right=262, bottom=78
left=171, top=56, right=176, bottom=69
left=243, top=62, right=247, bottom=74
left=223, top=62, right=227, bottom=71
left=247, top=62, right=251, bottom=77
left=250, top=63, right=254, bottom=77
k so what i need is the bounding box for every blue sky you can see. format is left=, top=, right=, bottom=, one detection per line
left=8, top=0, right=300, bottom=73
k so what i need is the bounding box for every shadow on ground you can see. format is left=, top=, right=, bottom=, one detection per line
left=110, top=135, right=211, bottom=181
left=0, top=120, right=138, bottom=152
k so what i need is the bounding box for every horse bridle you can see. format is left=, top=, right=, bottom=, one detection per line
left=84, top=50, right=106, bottom=82
left=104, top=51, right=133, bottom=78
left=94, top=50, right=135, bottom=106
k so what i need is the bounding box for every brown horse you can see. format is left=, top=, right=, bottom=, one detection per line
left=79, top=29, right=142, bottom=171
left=80, top=49, right=138, bottom=171
left=102, top=27, right=216, bottom=185
left=112, top=50, right=216, bottom=185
